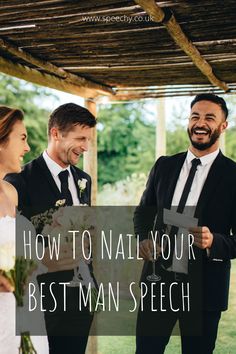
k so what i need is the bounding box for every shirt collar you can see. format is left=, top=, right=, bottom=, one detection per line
left=186, top=148, right=220, bottom=166
left=42, top=150, right=70, bottom=177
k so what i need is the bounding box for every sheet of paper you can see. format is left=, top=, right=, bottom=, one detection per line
left=163, top=208, right=198, bottom=229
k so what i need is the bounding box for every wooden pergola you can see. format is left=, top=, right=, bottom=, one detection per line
left=1, top=1, right=236, bottom=351
left=1, top=0, right=235, bottom=205
left=1, top=0, right=235, bottom=201
left=1, top=0, right=236, bottom=99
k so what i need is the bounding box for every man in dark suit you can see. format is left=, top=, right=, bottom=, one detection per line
left=134, top=94, right=236, bottom=354
left=6, top=103, right=97, bottom=354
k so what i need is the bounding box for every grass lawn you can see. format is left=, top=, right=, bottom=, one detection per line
left=97, top=260, right=236, bottom=354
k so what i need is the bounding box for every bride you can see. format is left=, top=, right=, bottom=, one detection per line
left=0, top=105, right=49, bottom=353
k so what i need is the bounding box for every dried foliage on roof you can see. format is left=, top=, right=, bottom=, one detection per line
left=0, top=0, right=236, bottom=99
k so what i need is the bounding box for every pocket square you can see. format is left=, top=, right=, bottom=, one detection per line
left=212, top=258, right=223, bottom=262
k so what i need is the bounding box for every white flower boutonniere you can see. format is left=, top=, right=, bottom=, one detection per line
left=55, top=199, right=66, bottom=207
left=78, top=178, right=87, bottom=197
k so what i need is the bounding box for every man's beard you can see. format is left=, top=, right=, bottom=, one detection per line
left=187, top=126, right=221, bottom=151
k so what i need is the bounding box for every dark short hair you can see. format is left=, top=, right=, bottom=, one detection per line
left=190, top=93, right=228, bottom=120
left=0, top=106, right=24, bottom=145
left=48, top=103, right=96, bottom=135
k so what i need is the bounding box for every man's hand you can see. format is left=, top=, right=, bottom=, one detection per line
left=139, top=239, right=161, bottom=261
left=139, top=239, right=153, bottom=260
left=189, top=226, right=213, bottom=249
left=0, top=274, right=14, bottom=292
left=42, top=243, right=81, bottom=272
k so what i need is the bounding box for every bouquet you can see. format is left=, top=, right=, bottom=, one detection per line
left=32, top=201, right=101, bottom=313
left=0, top=241, right=37, bottom=353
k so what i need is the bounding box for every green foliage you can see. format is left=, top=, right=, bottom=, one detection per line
left=166, top=128, right=189, bottom=155
left=1, top=72, right=235, bottom=188
left=166, top=98, right=190, bottom=155
left=98, top=173, right=147, bottom=205
left=0, top=73, right=56, bottom=162
left=226, top=128, right=236, bottom=161
left=97, top=102, right=155, bottom=187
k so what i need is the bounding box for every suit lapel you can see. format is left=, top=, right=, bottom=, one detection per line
left=195, top=151, right=225, bottom=220
left=35, top=155, right=61, bottom=199
left=164, top=152, right=187, bottom=208
left=70, top=166, right=88, bottom=205
left=36, top=156, right=89, bottom=205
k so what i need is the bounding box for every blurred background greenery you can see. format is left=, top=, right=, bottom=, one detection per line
left=1, top=72, right=236, bottom=201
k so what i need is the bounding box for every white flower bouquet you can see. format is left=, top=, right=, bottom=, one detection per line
left=32, top=203, right=100, bottom=313
left=0, top=242, right=37, bottom=353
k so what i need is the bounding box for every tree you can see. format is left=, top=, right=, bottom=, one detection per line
left=0, top=73, right=57, bottom=162
left=167, top=128, right=189, bottom=155
left=98, top=95, right=236, bottom=190
left=97, top=102, right=156, bottom=187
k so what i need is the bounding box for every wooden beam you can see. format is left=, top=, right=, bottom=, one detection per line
left=135, top=0, right=229, bottom=92
left=0, top=54, right=101, bottom=98
left=156, top=97, right=166, bottom=158
left=83, top=99, right=97, bottom=206
left=220, top=132, right=226, bottom=154
left=69, top=62, right=194, bottom=71
left=116, top=86, right=232, bottom=95
left=83, top=99, right=98, bottom=353
left=108, top=90, right=236, bottom=101
left=0, top=37, right=114, bottom=96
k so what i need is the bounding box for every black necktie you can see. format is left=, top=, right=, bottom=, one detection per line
left=58, top=170, right=73, bottom=206
left=163, top=158, right=201, bottom=268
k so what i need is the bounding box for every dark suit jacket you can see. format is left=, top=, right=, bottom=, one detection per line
left=134, top=151, right=236, bottom=311
left=5, top=154, right=95, bottom=333
left=5, top=154, right=92, bottom=215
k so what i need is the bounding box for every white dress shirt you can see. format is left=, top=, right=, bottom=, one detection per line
left=168, top=148, right=219, bottom=273
left=42, top=150, right=80, bottom=205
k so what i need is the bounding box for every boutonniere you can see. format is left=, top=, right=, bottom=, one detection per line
left=78, top=178, right=87, bottom=197
left=55, top=199, right=66, bottom=207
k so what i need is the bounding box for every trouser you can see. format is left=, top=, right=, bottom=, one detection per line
left=48, top=335, right=89, bottom=354
left=136, top=310, right=221, bottom=354
left=46, top=312, right=93, bottom=354
left=136, top=269, right=221, bottom=354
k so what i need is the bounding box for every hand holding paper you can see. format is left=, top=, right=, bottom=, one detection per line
left=163, top=208, right=198, bottom=229
left=189, top=226, right=213, bottom=249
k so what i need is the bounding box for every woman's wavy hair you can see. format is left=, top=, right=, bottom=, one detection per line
left=0, top=106, right=24, bottom=145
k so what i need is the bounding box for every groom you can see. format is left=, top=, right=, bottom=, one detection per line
left=6, top=103, right=97, bottom=354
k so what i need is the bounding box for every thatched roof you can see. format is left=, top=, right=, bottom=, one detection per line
left=0, top=0, right=236, bottom=100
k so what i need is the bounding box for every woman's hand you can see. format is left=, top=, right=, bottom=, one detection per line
left=41, top=243, right=81, bottom=272
left=0, top=274, right=14, bottom=292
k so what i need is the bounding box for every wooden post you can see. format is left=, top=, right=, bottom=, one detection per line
left=83, top=99, right=98, bottom=354
left=156, top=98, right=166, bottom=159
left=220, top=132, right=226, bottom=154
left=83, top=99, right=97, bottom=206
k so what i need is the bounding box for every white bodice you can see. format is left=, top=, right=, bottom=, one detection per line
left=0, top=215, right=49, bottom=354
left=0, top=215, right=15, bottom=243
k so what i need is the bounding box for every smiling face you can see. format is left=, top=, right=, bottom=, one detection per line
left=0, top=120, right=30, bottom=176
left=187, top=100, right=228, bottom=155
left=48, top=124, right=92, bottom=168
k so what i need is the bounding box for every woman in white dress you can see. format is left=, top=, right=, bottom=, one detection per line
left=0, top=274, right=14, bottom=292
left=0, top=105, right=49, bottom=354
